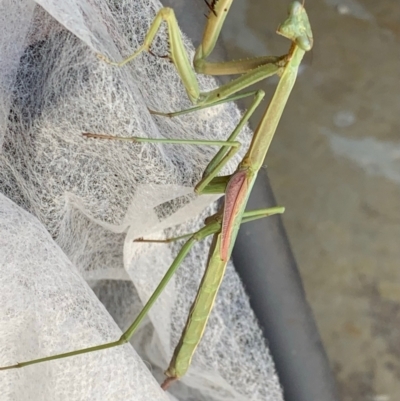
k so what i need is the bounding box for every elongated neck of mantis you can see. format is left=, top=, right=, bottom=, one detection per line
left=242, top=44, right=306, bottom=172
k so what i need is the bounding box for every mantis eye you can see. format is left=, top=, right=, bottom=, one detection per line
left=296, top=35, right=313, bottom=52
left=289, top=1, right=303, bottom=14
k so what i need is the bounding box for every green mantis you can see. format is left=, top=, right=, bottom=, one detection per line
left=0, top=0, right=313, bottom=391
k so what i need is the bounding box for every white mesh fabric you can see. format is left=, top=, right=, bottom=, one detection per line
left=0, top=193, right=168, bottom=401
left=0, top=0, right=284, bottom=400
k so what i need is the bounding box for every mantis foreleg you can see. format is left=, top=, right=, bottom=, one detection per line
left=98, top=0, right=285, bottom=111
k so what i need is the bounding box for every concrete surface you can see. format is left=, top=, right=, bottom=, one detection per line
left=219, top=1, right=400, bottom=400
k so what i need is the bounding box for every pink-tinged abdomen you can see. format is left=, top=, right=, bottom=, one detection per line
left=220, top=170, right=248, bottom=262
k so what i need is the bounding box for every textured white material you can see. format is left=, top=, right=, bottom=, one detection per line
left=0, top=0, right=284, bottom=400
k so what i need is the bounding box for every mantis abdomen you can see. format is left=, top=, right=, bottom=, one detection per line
left=164, top=234, right=226, bottom=383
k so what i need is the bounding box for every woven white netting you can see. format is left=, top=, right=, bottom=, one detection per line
left=0, top=0, right=284, bottom=400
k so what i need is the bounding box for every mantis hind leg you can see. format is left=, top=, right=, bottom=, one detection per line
left=0, top=220, right=221, bottom=371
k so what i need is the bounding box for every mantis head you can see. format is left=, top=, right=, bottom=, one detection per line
left=277, top=1, right=313, bottom=52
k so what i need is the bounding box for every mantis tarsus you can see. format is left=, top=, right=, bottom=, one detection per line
left=0, top=1, right=313, bottom=391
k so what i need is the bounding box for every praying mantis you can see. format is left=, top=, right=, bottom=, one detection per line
left=0, top=0, right=313, bottom=392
